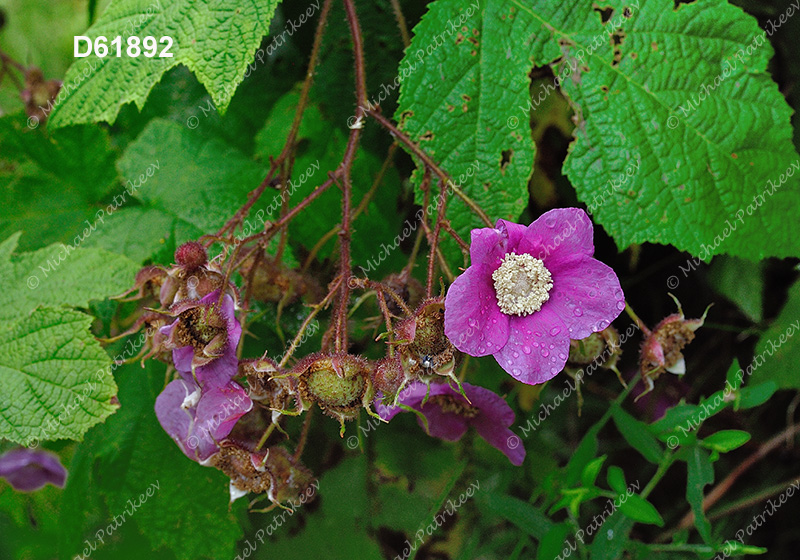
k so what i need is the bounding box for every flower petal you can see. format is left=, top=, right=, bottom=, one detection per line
left=462, top=383, right=515, bottom=427
left=547, top=257, right=625, bottom=340
left=444, top=264, right=509, bottom=357
left=155, top=379, right=199, bottom=460
left=0, top=448, right=67, bottom=492
left=468, top=226, right=510, bottom=270
left=493, top=307, right=570, bottom=384
left=517, top=208, right=595, bottom=266
left=194, top=382, right=253, bottom=446
left=417, top=405, right=469, bottom=441
left=472, top=418, right=526, bottom=466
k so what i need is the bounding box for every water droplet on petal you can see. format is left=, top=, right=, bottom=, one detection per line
left=549, top=326, right=560, bottom=336
left=573, top=308, right=583, bottom=317
left=544, top=215, right=556, bottom=227
left=614, top=289, right=624, bottom=299
left=588, top=289, right=597, bottom=298
left=512, top=351, right=520, bottom=358
left=616, top=301, right=625, bottom=311
left=541, top=349, right=549, bottom=357
left=512, top=367, right=521, bottom=376
left=522, top=345, right=532, bottom=354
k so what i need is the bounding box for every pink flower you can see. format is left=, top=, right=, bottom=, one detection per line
left=444, top=209, right=624, bottom=385
left=160, top=290, right=242, bottom=389
left=0, top=448, right=67, bottom=492
left=155, top=378, right=252, bottom=462
left=378, top=381, right=525, bottom=465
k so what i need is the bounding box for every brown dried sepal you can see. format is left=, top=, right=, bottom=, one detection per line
left=241, top=358, right=297, bottom=412
left=210, top=443, right=272, bottom=495
left=396, top=298, right=457, bottom=382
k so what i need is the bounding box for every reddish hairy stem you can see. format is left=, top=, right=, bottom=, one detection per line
left=426, top=181, right=449, bottom=298
left=365, top=108, right=493, bottom=228
left=333, top=0, right=369, bottom=353
left=215, top=0, right=333, bottom=239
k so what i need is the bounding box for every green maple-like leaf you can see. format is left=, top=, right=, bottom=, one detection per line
left=49, top=0, right=281, bottom=128
left=84, top=118, right=267, bottom=263
left=395, top=0, right=533, bottom=265
left=512, top=0, right=800, bottom=259
left=0, top=233, right=139, bottom=322
left=0, top=115, right=118, bottom=252
left=0, top=307, right=118, bottom=444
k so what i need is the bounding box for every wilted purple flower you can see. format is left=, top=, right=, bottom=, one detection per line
left=444, top=209, right=625, bottom=385
left=160, top=290, right=242, bottom=389
left=378, top=381, right=525, bottom=466
left=0, top=448, right=67, bottom=492
left=155, top=378, right=252, bottom=462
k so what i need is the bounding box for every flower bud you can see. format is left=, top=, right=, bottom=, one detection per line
left=175, top=242, right=208, bottom=271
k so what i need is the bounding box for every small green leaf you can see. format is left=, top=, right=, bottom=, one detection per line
left=617, top=494, right=665, bottom=527
left=49, top=0, right=281, bottom=127
left=737, top=381, right=778, bottom=409
left=588, top=511, right=634, bottom=560
left=0, top=307, right=118, bottom=444
left=606, top=466, right=627, bottom=495
left=650, top=403, right=703, bottom=435
left=485, top=494, right=553, bottom=540
left=701, top=430, right=751, bottom=453
left=536, top=523, right=572, bottom=560
left=718, top=540, right=768, bottom=556
left=581, top=455, right=607, bottom=488
left=686, top=447, right=714, bottom=543
left=612, top=405, right=664, bottom=463
left=566, top=427, right=600, bottom=486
